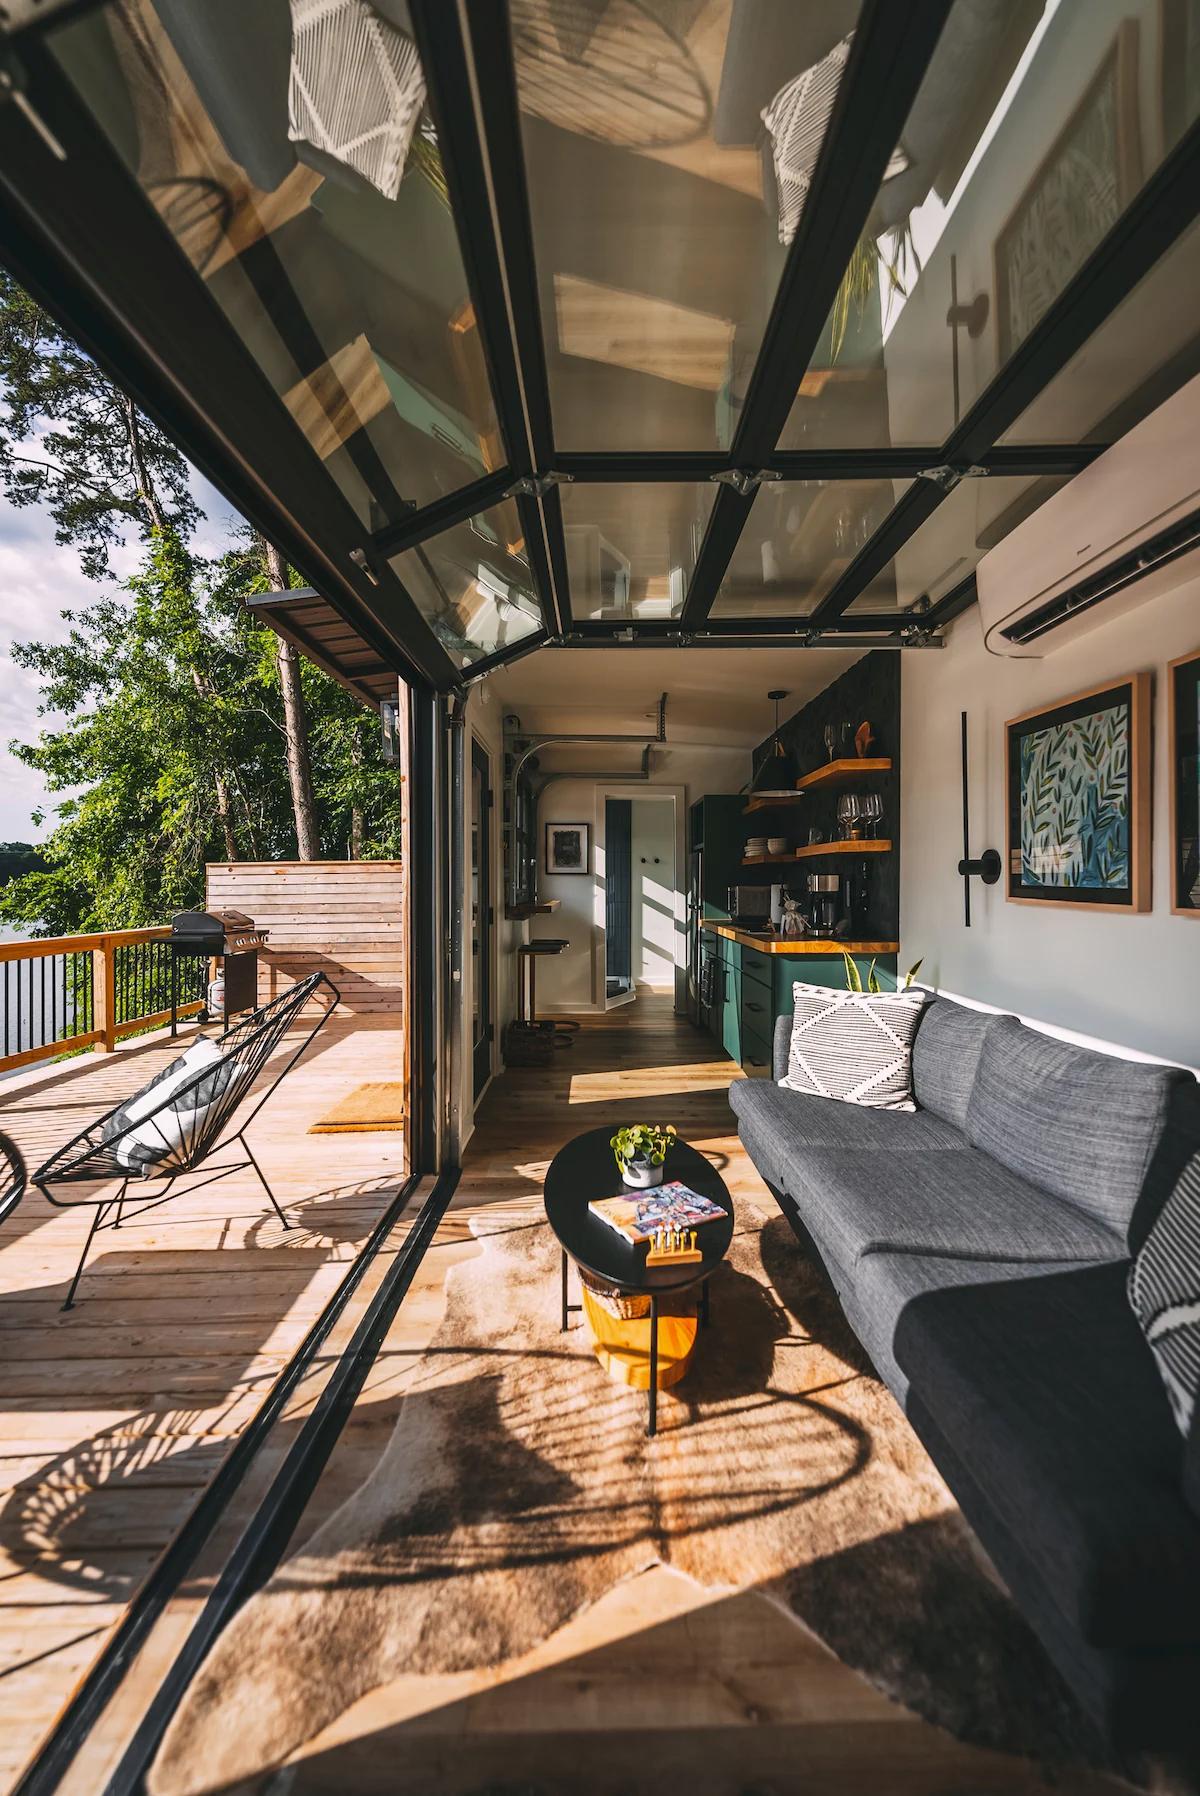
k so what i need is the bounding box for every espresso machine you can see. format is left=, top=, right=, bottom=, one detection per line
left=807, top=873, right=840, bottom=936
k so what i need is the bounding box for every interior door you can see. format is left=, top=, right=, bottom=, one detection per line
left=605, top=798, right=634, bottom=1003
left=471, top=739, right=493, bottom=1099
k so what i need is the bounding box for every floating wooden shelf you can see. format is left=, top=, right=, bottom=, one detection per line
left=743, top=792, right=808, bottom=814
left=792, top=838, right=892, bottom=860
left=794, top=757, right=892, bottom=792
left=741, top=839, right=891, bottom=866
left=701, top=921, right=900, bottom=955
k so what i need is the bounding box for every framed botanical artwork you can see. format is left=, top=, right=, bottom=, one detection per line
left=1169, top=648, right=1200, bottom=916
left=1006, top=673, right=1151, bottom=912
left=993, top=22, right=1141, bottom=363
left=545, top=822, right=590, bottom=876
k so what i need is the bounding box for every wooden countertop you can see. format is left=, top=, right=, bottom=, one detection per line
left=701, top=922, right=900, bottom=956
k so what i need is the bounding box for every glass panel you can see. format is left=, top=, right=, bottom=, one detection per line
left=52, top=2, right=501, bottom=529
left=709, top=478, right=908, bottom=618
left=390, top=501, right=542, bottom=667
left=781, top=0, right=1200, bottom=453
left=1001, top=214, right=1200, bottom=444
left=561, top=482, right=716, bottom=619
left=513, top=0, right=864, bottom=451
left=843, top=473, right=1068, bottom=613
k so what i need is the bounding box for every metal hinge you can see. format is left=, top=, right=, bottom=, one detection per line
left=710, top=468, right=782, bottom=497
left=505, top=471, right=574, bottom=498
left=918, top=463, right=989, bottom=492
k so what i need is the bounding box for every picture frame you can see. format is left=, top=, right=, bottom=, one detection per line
left=1160, top=0, right=1200, bottom=155
left=1005, top=673, right=1151, bottom=912
left=1169, top=647, right=1200, bottom=916
left=545, top=822, right=590, bottom=876
left=993, top=22, right=1142, bottom=364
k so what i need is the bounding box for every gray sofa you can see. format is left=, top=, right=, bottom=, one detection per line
left=729, top=994, right=1200, bottom=1774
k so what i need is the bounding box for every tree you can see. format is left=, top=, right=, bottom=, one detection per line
left=262, top=540, right=320, bottom=860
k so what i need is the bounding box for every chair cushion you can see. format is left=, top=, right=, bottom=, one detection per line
left=730, top=1080, right=963, bottom=1189
left=911, top=995, right=1007, bottom=1129
left=780, top=981, right=927, bottom=1111
left=892, top=1259, right=1200, bottom=1649
left=1128, top=1151, right=1200, bottom=1441
left=965, top=1017, right=1190, bottom=1239
left=102, top=1037, right=231, bottom=1177
left=780, top=1147, right=1125, bottom=1276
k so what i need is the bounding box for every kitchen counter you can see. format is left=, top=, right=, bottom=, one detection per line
left=701, top=921, right=900, bottom=955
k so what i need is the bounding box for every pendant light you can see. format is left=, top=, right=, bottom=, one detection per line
left=748, top=689, right=799, bottom=795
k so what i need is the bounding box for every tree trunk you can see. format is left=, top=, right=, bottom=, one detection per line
left=263, top=541, right=321, bottom=861
left=350, top=722, right=364, bottom=860
left=214, top=772, right=238, bottom=860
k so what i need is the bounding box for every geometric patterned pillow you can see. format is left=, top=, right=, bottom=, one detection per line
left=1128, top=1151, right=1200, bottom=1437
left=780, top=981, right=928, bottom=1112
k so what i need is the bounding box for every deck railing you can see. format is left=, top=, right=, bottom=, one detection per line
left=0, top=928, right=206, bottom=1075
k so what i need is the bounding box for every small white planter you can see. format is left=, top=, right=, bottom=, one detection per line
left=620, top=1158, right=664, bottom=1189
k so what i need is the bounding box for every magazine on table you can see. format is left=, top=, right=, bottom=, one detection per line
left=588, top=1180, right=726, bottom=1245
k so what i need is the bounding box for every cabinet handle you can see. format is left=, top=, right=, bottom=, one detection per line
left=747, top=1057, right=766, bottom=1068
left=746, top=1000, right=764, bottom=1012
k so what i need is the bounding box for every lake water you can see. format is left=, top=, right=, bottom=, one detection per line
left=0, top=924, right=76, bottom=1069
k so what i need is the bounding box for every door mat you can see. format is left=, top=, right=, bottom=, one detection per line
left=309, top=1082, right=406, bottom=1133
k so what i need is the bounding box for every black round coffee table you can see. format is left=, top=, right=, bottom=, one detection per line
left=543, top=1127, right=734, bottom=1435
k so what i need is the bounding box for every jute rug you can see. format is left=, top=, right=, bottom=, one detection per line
left=150, top=1202, right=1108, bottom=1794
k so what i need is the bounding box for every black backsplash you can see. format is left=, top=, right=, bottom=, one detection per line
left=747, top=651, right=901, bottom=941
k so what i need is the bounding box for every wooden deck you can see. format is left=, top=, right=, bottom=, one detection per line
left=0, top=1015, right=407, bottom=1791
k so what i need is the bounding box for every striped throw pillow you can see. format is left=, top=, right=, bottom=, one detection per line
left=780, top=982, right=927, bottom=1111
left=1128, top=1152, right=1200, bottom=1435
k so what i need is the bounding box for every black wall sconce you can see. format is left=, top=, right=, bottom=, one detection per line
left=958, top=710, right=1001, bottom=926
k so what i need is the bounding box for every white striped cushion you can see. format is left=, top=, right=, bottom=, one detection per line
left=289, top=0, right=426, bottom=201
left=1128, top=1152, right=1200, bottom=1435
left=780, top=982, right=927, bottom=1112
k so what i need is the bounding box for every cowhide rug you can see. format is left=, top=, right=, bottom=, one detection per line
left=150, top=1203, right=1110, bottom=1794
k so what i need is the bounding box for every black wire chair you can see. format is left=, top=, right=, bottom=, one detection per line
left=31, top=971, right=340, bottom=1310
left=0, top=1133, right=27, bottom=1230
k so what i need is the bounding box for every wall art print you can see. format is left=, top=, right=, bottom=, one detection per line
left=1169, top=647, right=1200, bottom=916
left=545, top=822, right=590, bottom=876
left=1006, top=674, right=1151, bottom=912
left=993, top=21, right=1141, bottom=363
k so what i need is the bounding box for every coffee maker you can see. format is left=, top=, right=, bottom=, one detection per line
left=807, top=873, right=840, bottom=935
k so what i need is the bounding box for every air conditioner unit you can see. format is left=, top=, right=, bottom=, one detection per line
left=976, top=373, right=1200, bottom=657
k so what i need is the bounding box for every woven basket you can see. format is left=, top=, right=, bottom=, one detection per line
left=579, top=1266, right=649, bottom=1322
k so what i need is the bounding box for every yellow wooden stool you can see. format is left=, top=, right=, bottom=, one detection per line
left=581, top=1286, right=700, bottom=1391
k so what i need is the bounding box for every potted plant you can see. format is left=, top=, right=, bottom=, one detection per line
left=610, top=1122, right=677, bottom=1189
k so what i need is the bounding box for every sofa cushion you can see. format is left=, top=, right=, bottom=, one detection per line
left=780, top=1147, right=1125, bottom=1277
left=847, top=1248, right=1092, bottom=1402
left=730, top=1080, right=964, bottom=1180
left=781, top=981, right=927, bottom=1110
left=892, top=1259, right=1200, bottom=1649
left=965, top=1017, right=1190, bottom=1240
left=1128, top=1150, right=1200, bottom=1439
left=911, top=995, right=1007, bottom=1130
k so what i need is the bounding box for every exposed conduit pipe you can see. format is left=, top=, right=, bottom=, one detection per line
left=505, top=698, right=666, bottom=909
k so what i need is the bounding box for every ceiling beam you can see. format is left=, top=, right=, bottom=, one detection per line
left=371, top=468, right=515, bottom=558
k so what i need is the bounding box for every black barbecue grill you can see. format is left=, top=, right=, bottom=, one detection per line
left=169, top=909, right=269, bottom=1032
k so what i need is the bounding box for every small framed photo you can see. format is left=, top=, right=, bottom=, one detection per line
left=545, top=822, right=590, bottom=876
left=1169, top=647, right=1200, bottom=916
left=1006, top=673, right=1151, bottom=912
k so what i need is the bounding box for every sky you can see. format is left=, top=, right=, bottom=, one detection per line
left=0, top=469, right=242, bottom=843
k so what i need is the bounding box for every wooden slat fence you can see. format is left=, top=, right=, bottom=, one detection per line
left=206, top=862, right=404, bottom=1016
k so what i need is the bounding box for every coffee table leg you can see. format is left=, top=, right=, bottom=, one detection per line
left=701, top=1276, right=710, bottom=1328
left=561, top=1250, right=569, bottom=1332
left=648, top=1295, right=658, bottom=1437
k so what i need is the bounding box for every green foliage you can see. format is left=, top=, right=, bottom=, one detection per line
left=610, top=1122, right=677, bottom=1170
left=842, top=951, right=923, bottom=993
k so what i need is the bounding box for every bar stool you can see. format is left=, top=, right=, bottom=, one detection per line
left=517, top=939, right=580, bottom=1044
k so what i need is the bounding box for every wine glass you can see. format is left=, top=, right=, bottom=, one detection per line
left=862, top=793, right=882, bottom=838
left=836, top=794, right=861, bottom=841
left=823, top=724, right=836, bottom=762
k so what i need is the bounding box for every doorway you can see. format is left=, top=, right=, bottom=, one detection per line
left=601, top=791, right=679, bottom=1011
left=470, top=737, right=493, bottom=1100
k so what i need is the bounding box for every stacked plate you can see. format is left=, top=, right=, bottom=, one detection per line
left=745, top=835, right=767, bottom=860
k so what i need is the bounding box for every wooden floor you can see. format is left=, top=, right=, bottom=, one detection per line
left=0, top=1016, right=407, bottom=1792
left=216, top=993, right=1122, bottom=1796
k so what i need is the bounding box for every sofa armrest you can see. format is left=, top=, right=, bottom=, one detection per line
left=773, top=1014, right=791, bottom=1082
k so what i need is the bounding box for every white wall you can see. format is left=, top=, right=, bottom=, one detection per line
left=901, top=581, right=1200, bottom=1067
left=630, top=797, right=676, bottom=987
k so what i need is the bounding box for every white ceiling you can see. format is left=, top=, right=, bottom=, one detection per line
left=487, top=646, right=862, bottom=746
